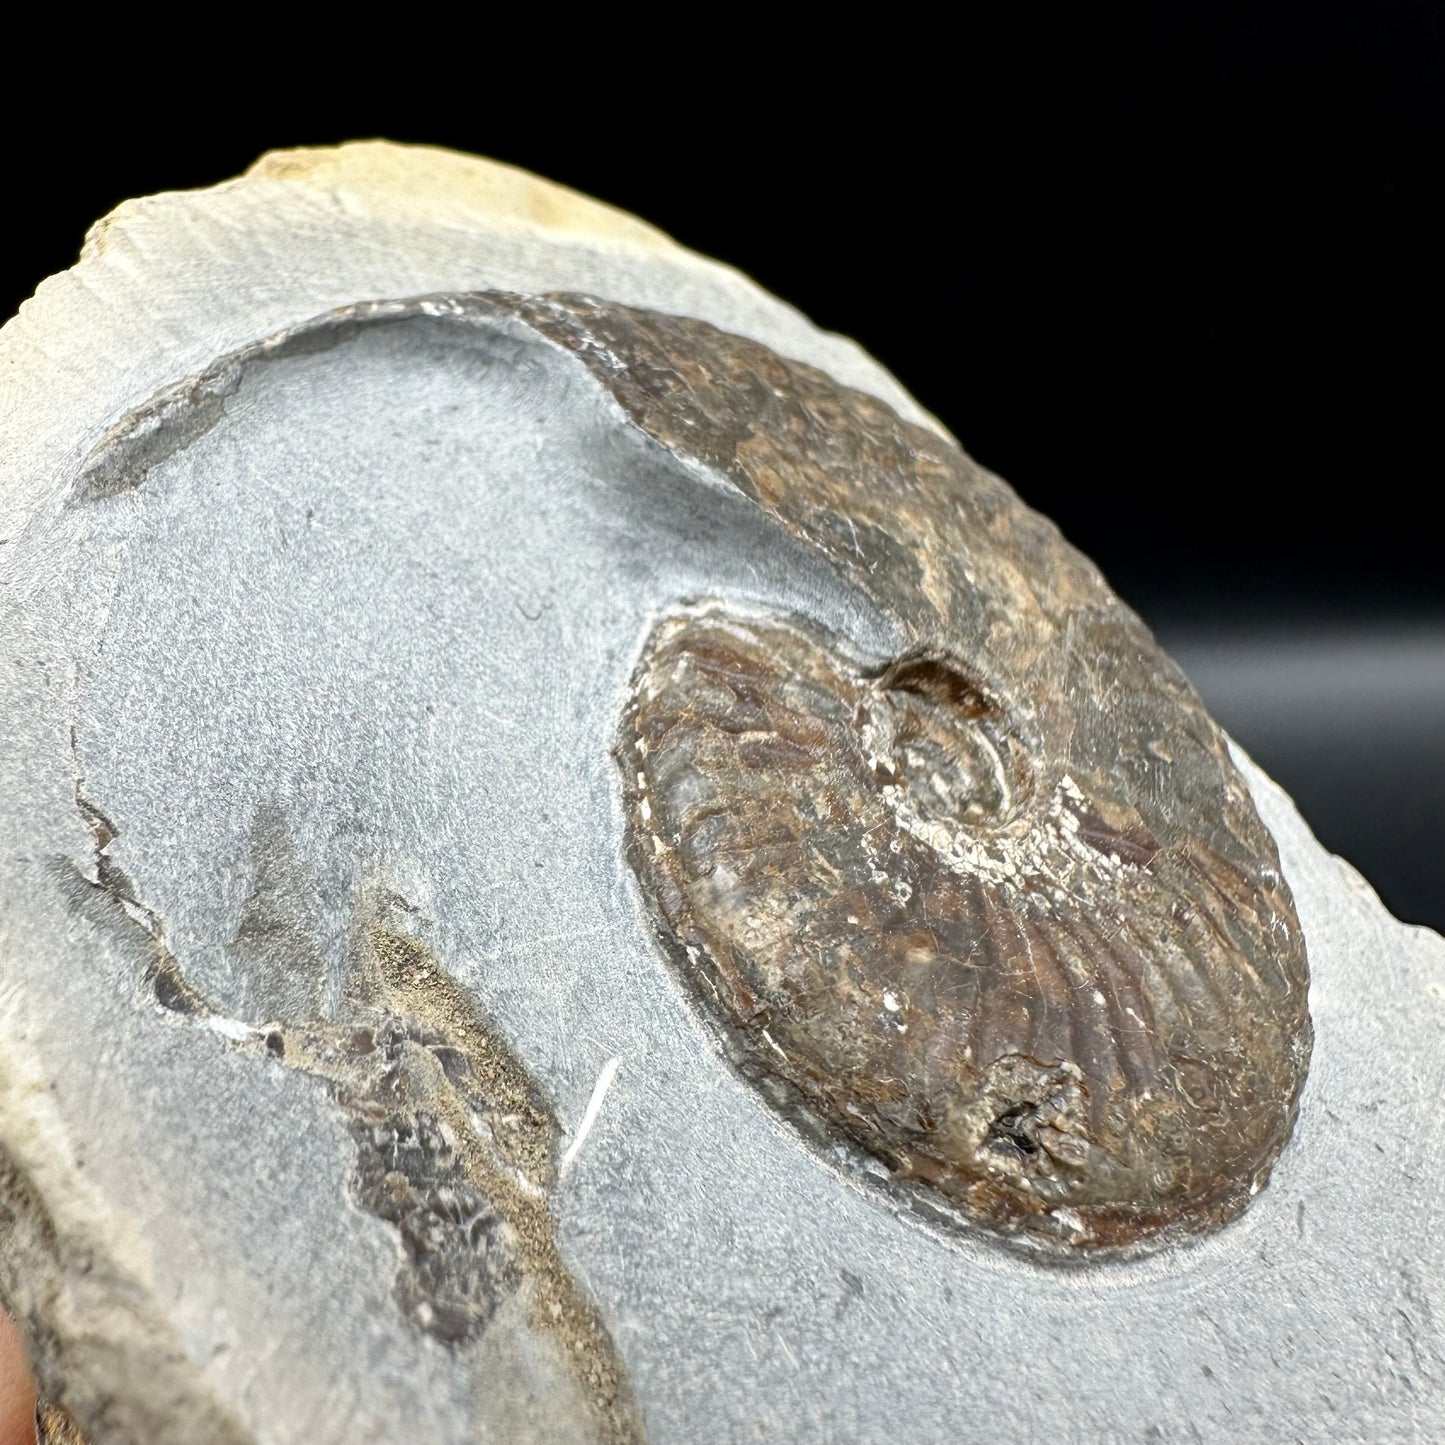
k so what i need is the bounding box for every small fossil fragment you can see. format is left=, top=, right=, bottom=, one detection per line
left=90, top=820, right=643, bottom=1445
left=168, top=904, right=642, bottom=1445
left=502, top=295, right=1323, bottom=1252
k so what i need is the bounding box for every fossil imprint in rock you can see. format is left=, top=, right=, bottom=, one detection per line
left=22, top=147, right=1438, bottom=1445
left=82, top=287, right=1311, bottom=1253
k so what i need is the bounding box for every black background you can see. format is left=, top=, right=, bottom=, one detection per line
left=3, top=6, right=1439, bottom=927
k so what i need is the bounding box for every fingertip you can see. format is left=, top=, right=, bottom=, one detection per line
left=0, top=1311, right=36, bottom=1445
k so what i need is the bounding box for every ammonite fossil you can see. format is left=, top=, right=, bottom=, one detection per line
left=505, top=295, right=1313, bottom=1252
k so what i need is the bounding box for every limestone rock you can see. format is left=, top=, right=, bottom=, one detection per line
left=2, top=142, right=1442, bottom=1443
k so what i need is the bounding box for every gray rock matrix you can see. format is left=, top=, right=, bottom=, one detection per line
left=1, top=144, right=1441, bottom=1443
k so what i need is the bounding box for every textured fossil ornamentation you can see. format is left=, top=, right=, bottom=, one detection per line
left=497, top=294, right=1314, bottom=1252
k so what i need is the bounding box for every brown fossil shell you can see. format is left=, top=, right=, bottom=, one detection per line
left=511, top=293, right=1312, bottom=1253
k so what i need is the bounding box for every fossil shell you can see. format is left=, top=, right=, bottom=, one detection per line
left=501, top=295, right=1314, bottom=1252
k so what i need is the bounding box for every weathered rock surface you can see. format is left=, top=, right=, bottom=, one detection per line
left=1, top=143, right=1442, bottom=1443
